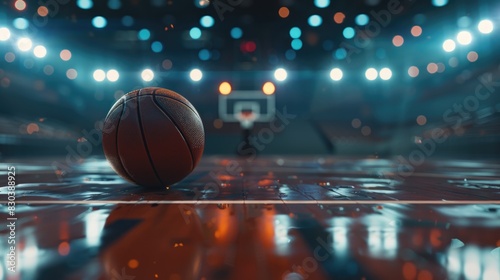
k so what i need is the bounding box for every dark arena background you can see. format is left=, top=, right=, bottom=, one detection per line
left=1, top=0, right=500, bottom=279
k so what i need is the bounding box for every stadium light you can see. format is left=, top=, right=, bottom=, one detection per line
left=219, top=81, right=231, bottom=95
left=456, top=31, right=472, bottom=45
left=141, top=69, right=154, bottom=82
left=33, top=45, right=47, bottom=58
left=442, top=39, right=456, bottom=52
left=478, top=20, right=494, bottom=34
left=17, top=37, right=32, bottom=52
left=0, top=27, right=11, bottom=41
left=93, top=69, right=106, bottom=82
left=365, top=68, right=378, bottom=81
left=329, top=68, right=343, bottom=81
left=106, top=69, right=119, bottom=82
left=274, top=68, right=288, bottom=81
left=190, top=68, right=203, bottom=82
left=379, top=68, right=392, bottom=80
left=262, top=82, right=275, bottom=95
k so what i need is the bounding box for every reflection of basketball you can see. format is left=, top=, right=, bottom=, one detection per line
left=102, top=87, right=204, bottom=187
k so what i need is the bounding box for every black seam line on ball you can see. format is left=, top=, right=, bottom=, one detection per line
left=137, top=90, right=165, bottom=187
left=127, top=93, right=201, bottom=119
left=115, top=101, right=136, bottom=183
left=152, top=94, right=195, bottom=172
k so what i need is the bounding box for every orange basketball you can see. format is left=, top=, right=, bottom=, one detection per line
left=102, top=87, right=204, bottom=187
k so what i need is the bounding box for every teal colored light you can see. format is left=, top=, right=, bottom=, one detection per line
left=122, top=16, right=134, bottom=27
left=289, top=27, right=301, bottom=39
left=13, top=18, right=29, bottom=30
left=200, top=16, right=214, bottom=28
left=108, top=0, right=121, bottom=9
left=291, top=39, right=302, bottom=50
left=355, top=14, right=369, bottom=26
left=314, top=0, right=329, bottom=8
left=343, top=27, right=355, bottom=39
left=190, top=27, right=202, bottom=39
left=138, top=29, right=151, bottom=40
left=77, top=0, right=93, bottom=9
left=285, top=49, right=296, bottom=60
left=151, top=41, right=163, bottom=53
left=308, top=15, right=322, bottom=27
left=334, top=48, right=347, bottom=60
left=230, top=27, right=242, bottom=39
left=198, top=49, right=211, bottom=61
left=432, top=0, right=448, bottom=7
left=92, top=16, right=107, bottom=28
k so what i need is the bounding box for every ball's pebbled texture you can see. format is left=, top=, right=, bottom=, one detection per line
left=102, top=87, right=204, bottom=187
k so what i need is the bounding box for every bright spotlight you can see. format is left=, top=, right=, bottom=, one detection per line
left=141, top=69, right=154, bottom=82
left=190, top=68, right=203, bottom=82
left=442, top=39, right=456, bottom=52
left=329, top=68, right=343, bottom=81
left=274, top=68, right=288, bottom=81
left=93, top=69, right=106, bottom=82
left=262, top=82, right=275, bottom=95
left=106, top=69, right=119, bottom=82
left=478, top=19, right=494, bottom=34
left=456, top=31, right=472, bottom=45
left=33, top=45, right=47, bottom=58
left=379, top=68, right=392, bottom=80
left=365, top=68, right=378, bottom=81
left=17, top=37, right=32, bottom=52
left=219, top=81, right=231, bottom=95
left=0, top=27, right=11, bottom=41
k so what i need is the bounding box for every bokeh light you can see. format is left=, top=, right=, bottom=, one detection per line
left=151, top=41, right=163, bottom=53
left=13, top=18, right=29, bottom=30
left=106, top=69, right=119, bottom=82
left=442, top=39, right=456, bottom=52
left=379, top=68, right=392, bottom=80
left=278, top=7, right=289, bottom=18
left=92, top=16, right=107, bottom=28
left=198, top=49, right=211, bottom=60
left=478, top=20, right=494, bottom=34
left=14, top=0, right=26, bottom=11
left=308, top=15, right=322, bottom=27
left=456, top=31, right=472, bottom=45
left=467, top=51, right=478, bottom=62
left=408, top=66, right=419, bottom=78
left=355, top=14, right=369, bottom=26
left=411, top=25, right=422, bottom=37
left=291, top=39, right=302, bottom=50
left=427, top=63, right=438, bottom=74
left=200, top=15, right=214, bottom=28
left=230, top=27, right=243, bottom=39
left=392, top=35, right=404, bottom=47
left=219, top=82, right=231, bottom=95
left=343, top=27, right=355, bottom=39
left=190, top=69, right=203, bottom=82
left=93, top=69, right=105, bottom=82
left=329, top=68, right=343, bottom=81
left=334, top=12, right=345, bottom=24
left=432, top=0, right=448, bottom=7
left=365, top=68, right=378, bottom=80
left=66, top=69, right=78, bottom=80
left=77, top=0, right=93, bottom=9
left=314, top=0, right=330, bottom=8
left=416, top=115, right=427, bottom=125
left=17, top=38, right=33, bottom=52
left=141, top=69, right=154, bottom=82
left=138, top=29, right=151, bottom=40
left=262, top=82, right=276, bottom=95
left=190, top=27, right=202, bottom=39
left=33, top=46, right=47, bottom=58
left=122, top=16, right=134, bottom=27
left=0, top=28, right=11, bottom=41
left=289, top=27, right=301, bottom=39
left=60, top=49, right=72, bottom=61
left=274, top=68, right=288, bottom=81
left=38, top=6, right=49, bottom=17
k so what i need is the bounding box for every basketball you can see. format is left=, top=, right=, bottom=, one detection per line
left=102, top=87, right=204, bottom=187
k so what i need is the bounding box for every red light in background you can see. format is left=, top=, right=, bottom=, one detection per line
left=240, top=41, right=256, bottom=53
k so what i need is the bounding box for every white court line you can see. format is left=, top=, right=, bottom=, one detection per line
left=3, top=200, right=500, bottom=205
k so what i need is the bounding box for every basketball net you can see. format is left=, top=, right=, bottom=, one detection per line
left=236, top=111, right=258, bottom=129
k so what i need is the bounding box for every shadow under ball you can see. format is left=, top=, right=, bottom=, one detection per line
left=102, top=87, right=205, bottom=187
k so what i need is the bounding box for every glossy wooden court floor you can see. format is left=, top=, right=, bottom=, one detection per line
left=1, top=156, right=499, bottom=280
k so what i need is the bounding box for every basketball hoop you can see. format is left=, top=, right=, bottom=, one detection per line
left=236, top=110, right=258, bottom=129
